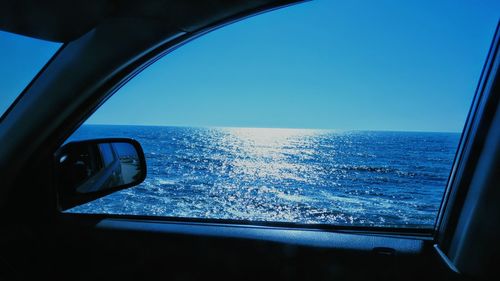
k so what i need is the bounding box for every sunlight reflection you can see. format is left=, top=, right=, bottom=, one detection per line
left=225, top=127, right=323, bottom=156
left=220, top=127, right=327, bottom=183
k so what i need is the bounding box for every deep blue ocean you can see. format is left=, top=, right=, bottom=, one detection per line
left=67, top=125, right=459, bottom=228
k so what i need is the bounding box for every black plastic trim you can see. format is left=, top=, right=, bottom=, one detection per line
left=433, top=244, right=460, bottom=274
left=61, top=212, right=434, bottom=239
left=58, top=213, right=427, bottom=253
left=435, top=22, right=500, bottom=250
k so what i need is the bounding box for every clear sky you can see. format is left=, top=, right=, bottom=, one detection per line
left=2, top=0, right=500, bottom=132
left=0, top=33, right=61, bottom=117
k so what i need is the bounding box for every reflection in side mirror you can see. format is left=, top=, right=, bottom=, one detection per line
left=56, top=138, right=147, bottom=210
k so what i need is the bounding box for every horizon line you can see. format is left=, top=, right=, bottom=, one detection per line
left=83, top=123, right=462, bottom=134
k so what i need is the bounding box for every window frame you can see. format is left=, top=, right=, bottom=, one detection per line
left=435, top=23, right=500, bottom=247
left=51, top=6, right=500, bottom=240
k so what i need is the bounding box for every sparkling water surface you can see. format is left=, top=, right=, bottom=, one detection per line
left=68, top=125, right=459, bottom=228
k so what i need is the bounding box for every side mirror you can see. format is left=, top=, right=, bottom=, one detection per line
left=55, top=138, right=147, bottom=210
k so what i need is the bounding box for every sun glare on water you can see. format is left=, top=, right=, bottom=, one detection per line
left=216, top=127, right=328, bottom=183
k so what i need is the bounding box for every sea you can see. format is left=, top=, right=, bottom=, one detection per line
left=67, top=125, right=460, bottom=228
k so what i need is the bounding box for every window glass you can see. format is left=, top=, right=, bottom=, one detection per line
left=99, top=144, right=115, bottom=166
left=0, top=31, right=61, bottom=118
left=66, top=0, right=500, bottom=228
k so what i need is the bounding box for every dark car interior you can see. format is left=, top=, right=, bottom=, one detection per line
left=0, top=1, right=499, bottom=280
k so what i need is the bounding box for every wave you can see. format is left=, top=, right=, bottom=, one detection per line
left=68, top=126, right=459, bottom=227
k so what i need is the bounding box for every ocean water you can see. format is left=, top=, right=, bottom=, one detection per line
left=67, top=125, right=460, bottom=228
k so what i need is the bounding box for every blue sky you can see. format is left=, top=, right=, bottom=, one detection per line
left=0, top=33, right=61, bottom=117
left=1, top=0, right=499, bottom=131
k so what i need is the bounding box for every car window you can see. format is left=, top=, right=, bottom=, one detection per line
left=65, top=0, right=500, bottom=228
left=0, top=31, right=61, bottom=119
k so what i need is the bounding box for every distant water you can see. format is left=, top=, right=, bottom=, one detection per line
left=67, top=125, right=460, bottom=228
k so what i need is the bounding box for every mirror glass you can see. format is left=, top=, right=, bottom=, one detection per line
left=58, top=140, right=144, bottom=195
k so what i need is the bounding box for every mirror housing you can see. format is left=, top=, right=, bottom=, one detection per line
left=55, top=138, right=147, bottom=210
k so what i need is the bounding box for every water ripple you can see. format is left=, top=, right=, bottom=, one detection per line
left=68, top=125, right=459, bottom=228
